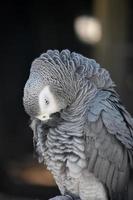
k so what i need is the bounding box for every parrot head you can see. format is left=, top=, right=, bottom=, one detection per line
left=23, top=50, right=77, bottom=121
left=23, top=49, right=114, bottom=122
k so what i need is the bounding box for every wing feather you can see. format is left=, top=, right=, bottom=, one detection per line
left=86, top=90, right=133, bottom=198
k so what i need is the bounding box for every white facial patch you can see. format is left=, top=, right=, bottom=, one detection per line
left=37, top=85, right=60, bottom=121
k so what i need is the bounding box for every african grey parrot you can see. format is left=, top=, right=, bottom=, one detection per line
left=23, top=50, right=133, bottom=200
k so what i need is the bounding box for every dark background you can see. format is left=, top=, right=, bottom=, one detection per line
left=0, top=0, right=133, bottom=199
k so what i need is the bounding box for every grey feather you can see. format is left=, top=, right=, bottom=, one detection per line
left=86, top=90, right=133, bottom=199
left=23, top=49, right=133, bottom=200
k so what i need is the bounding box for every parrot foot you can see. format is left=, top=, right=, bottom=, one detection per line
left=49, top=195, right=74, bottom=200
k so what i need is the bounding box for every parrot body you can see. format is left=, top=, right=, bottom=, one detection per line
left=23, top=50, right=133, bottom=200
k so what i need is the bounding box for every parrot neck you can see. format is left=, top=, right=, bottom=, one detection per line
left=62, top=81, right=97, bottom=119
left=57, top=81, right=98, bottom=136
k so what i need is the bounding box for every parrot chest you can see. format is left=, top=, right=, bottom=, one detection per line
left=41, top=124, right=108, bottom=200
left=34, top=110, right=108, bottom=199
left=44, top=127, right=87, bottom=195
left=46, top=153, right=85, bottom=196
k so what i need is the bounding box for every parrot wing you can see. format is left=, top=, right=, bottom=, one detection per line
left=86, top=89, right=133, bottom=198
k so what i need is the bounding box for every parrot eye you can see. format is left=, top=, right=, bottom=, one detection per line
left=44, top=99, right=49, bottom=105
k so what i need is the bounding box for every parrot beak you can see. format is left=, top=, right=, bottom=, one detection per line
left=36, top=113, right=50, bottom=121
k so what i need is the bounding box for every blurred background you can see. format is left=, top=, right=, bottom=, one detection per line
left=0, top=0, right=133, bottom=199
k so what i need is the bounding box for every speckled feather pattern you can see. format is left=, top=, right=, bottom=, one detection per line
left=23, top=50, right=133, bottom=200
